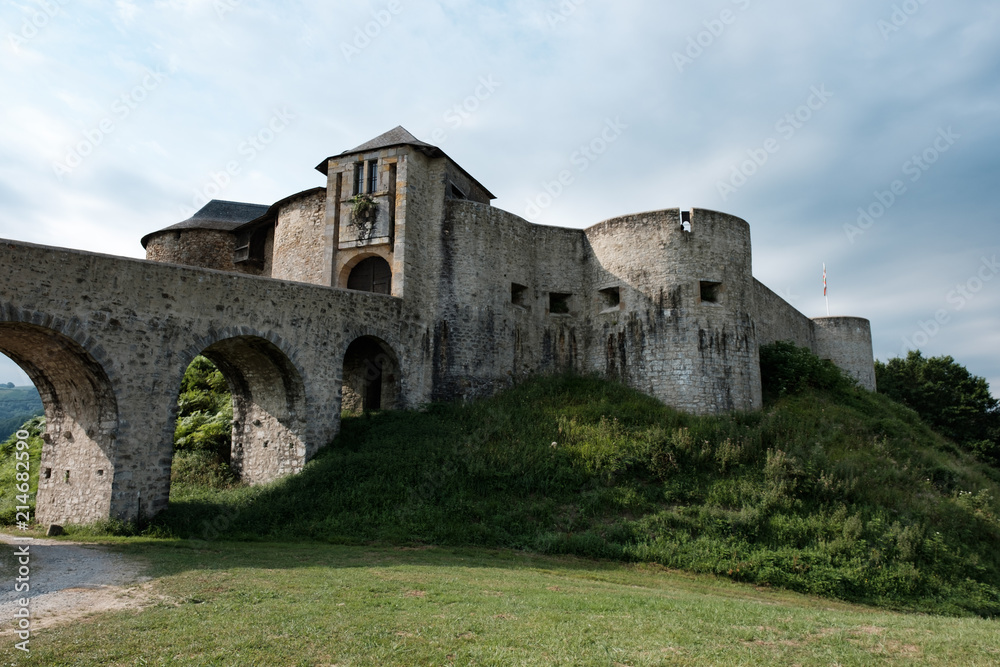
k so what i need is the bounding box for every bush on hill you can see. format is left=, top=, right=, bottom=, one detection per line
left=148, top=347, right=1000, bottom=617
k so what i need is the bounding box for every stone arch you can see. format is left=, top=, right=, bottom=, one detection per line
left=339, top=252, right=393, bottom=294
left=0, top=321, right=118, bottom=525
left=342, top=335, right=401, bottom=413
left=178, top=331, right=308, bottom=485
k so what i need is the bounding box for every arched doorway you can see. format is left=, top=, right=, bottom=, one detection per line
left=346, top=256, right=392, bottom=294
left=0, top=323, right=118, bottom=525
left=342, top=336, right=400, bottom=413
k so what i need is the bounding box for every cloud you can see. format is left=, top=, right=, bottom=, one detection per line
left=0, top=0, right=997, bottom=396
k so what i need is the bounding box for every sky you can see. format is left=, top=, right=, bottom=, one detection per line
left=0, top=0, right=998, bottom=395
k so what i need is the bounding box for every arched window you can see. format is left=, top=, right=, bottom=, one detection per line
left=347, top=257, right=391, bottom=294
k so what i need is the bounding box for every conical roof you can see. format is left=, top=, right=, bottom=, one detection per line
left=141, top=200, right=269, bottom=248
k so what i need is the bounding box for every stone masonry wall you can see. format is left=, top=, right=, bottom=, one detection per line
left=145, top=229, right=239, bottom=272
left=271, top=190, right=329, bottom=285
left=812, top=316, right=877, bottom=390
left=584, top=209, right=761, bottom=414
left=0, top=238, right=429, bottom=524
left=752, top=279, right=816, bottom=349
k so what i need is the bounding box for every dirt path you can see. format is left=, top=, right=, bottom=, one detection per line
left=1, top=533, right=153, bottom=633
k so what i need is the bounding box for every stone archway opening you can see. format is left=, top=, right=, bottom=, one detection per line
left=345, top=256, right=392, bottom=294
left=342, top=336, right=400, bottom=414
left=0, top=323, right=118, bottom=526
left=184, top=336, right=308, bottom=486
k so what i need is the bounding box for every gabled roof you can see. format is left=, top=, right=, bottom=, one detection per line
left=314, top=125, right=495, bottom=199
left=141, top=200, right=269, bottom=248
left=342, top=125, right=438, bottom=155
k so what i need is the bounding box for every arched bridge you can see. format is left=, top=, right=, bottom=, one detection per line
left=0, top=240, right=420, bottom=525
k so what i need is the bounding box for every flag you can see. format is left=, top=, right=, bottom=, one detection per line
left=823, top=264, right=827, bottom=297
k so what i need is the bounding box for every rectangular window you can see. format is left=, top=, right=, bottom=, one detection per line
left=353, top=163, right=363, bottom=196
left=599, top=286, right=621, bottom=311
left=511, top=283, right=528, bottom=308
left=549, top=292, right=571, bottom=315
left=367, top=160, right=378, bottom=193
left=700, top=281, right=722, bottom=304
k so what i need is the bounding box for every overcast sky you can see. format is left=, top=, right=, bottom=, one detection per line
left=1, top=0, right=998, bottom=395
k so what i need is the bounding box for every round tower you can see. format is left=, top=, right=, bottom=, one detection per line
left=812, top=316, right=876, bottom=390
left=141, top=200, right=268, bottom=271
left=585, top=207, right=761, bottom=414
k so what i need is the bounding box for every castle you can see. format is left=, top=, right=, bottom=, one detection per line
left=144, top=125, right=876, bottom=412
left=0, top=126, right=874, bottom=526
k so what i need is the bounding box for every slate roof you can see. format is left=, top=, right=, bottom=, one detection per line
left=314, top=125, right=495, bottom=199
left=141, top=200, right=270, bottom=248
left=342, top=126, right=438, bottom=155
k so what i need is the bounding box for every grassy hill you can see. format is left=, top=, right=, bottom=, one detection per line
left=0, top=384, right=42, bottom=440
left=149, top=372, right=1000, bottom=618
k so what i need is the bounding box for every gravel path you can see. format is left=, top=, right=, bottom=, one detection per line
left=1, top=533, right=152, bottom=633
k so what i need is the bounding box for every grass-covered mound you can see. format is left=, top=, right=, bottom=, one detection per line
left=151, top=366, right=1000, bottom=617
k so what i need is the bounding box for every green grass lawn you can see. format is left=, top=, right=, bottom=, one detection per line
left=3, top=539, right=999, bottom=666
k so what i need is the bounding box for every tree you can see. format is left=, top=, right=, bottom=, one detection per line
left=876, top=351, right=1000, bottom=464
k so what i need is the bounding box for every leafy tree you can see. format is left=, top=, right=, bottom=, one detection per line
left=172, top=356, right=235, bottom=487
left=760, top=341, right=855, bottom=399
left=876, top=351, right=1000, bottom=464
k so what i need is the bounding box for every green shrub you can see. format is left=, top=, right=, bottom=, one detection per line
left=760, top=341, right=856, bottom=399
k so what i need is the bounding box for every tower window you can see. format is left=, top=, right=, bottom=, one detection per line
left=549, top=292, right=571, bottom=315
left=353, top=163, right=364, bottom=196
left=700, top=281, right=722, bottom=304
left=366, top=160, right=378, bottom=193
left=599, top=287, right=621, bottom=311
left=511, top=283, right=528, bottom=308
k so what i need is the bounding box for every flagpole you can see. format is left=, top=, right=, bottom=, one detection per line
left=823, top=263, right=830, bottom=316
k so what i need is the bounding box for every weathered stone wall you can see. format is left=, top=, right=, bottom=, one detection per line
left=752, top=280, right=816, bottom=349
left=812, top=316, right=877, bottom=390
left=584, top=209, right=761, bottom=414
left=145, top=229, right=239, bottom=272
left=271, top=190, right=328, bottom=285
left=0, top=238, right=426, bottom=524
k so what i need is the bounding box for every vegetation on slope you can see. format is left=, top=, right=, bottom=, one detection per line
left=876, top=351, right=1000, bottom=467
left=0, top=384, right=42, bottom=441
left=147, top=344, right=1000, bottom=617
left=0, top=415, right=45, bottom=523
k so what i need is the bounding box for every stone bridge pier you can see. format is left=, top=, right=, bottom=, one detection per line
left=0, top=240, right=421, bottom=525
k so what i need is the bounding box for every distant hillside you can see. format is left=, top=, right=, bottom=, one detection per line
left=155, top=372, right=1000, bottom=618
left=0, top=385, right=42, bottom=441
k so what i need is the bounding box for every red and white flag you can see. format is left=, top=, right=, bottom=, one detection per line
left=823, top=264, right=827, bottom=297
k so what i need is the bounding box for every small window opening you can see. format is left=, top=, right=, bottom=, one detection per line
left=447, top=182, right=468, bottom=200
left=64, top=470, right=70, bottom=483
left=599, top=286, right=621, bottom=311
left=511, top=283, right=528, bottom=308
left=549, top=292, right=571, bottom=315
left=97, top=469, right=104, bottom=477
left=44, top=468, right=51, bottom=480
left=681, top=210, right=692, bottom=232
left=700, top=281, right=722, bottom=304
left=366, top=160, right=378, bottom=193
left=353, top=163, right=364, bottom=196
